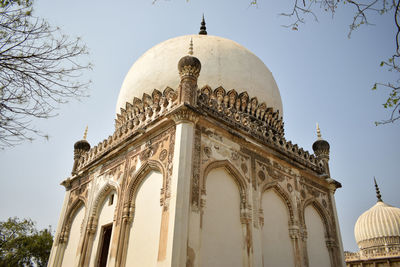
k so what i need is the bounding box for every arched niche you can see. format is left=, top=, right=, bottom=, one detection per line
left=124, top=168, right=164, bottom=267
left=200, top=166, right=244, bottom=267
left=88, top=183, right=118, bottom=267
left=61, top=201, right=85, bottom=267
left=304, top=203, right=331, bottom=267
left=261, top=188, right=295, bottom=267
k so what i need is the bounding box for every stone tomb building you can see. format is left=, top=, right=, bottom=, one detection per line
left=345, top=180, right=400, bottom=267
left=48, top=24, right=345, bottom=267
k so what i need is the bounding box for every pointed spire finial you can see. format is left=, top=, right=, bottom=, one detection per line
left=188, top=38, right=193, bottom=55
left=374, top=177, right=383, bottom=202
left=199, top=14, right=207, bottom=35
left=316, top=123, right=322, bottom=140
left=83, top=125, right=88, bottom=140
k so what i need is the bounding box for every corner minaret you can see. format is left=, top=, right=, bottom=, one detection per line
left=71, top=126, right=90, bottom=175
left=177, top=39, right=201, bottom=105
left=312, top=123, right=331, bottom=177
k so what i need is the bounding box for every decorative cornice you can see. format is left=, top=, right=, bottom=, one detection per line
left=197, top=86, right=322, bottom=173
left=197, top=85, right=284, bottom=137
left=72, top=85, right=324, bottom=176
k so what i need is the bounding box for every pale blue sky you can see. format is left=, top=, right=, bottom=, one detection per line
left=0, top=0, right=399, bottom=253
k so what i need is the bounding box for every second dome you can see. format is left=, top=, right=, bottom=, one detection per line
left=116, top=34, right=283, bottom=116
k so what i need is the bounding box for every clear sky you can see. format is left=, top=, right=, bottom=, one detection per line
left=0, top=0, right=398, bottom=253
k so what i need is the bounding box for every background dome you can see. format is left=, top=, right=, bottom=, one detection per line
left=116, top=34, right=283, bottom=115
left=354, top=201, right=400, bottom=250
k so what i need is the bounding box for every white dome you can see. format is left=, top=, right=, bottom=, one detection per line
left=116, top=34, right=283, bottom=115
left=354, top=201, right=400, bottom=249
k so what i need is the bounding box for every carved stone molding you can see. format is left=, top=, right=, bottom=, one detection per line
left=172, top=106, right=199, bottom=124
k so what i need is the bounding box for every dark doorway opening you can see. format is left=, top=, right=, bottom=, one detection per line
left=98, top=224, right=112, bottom=267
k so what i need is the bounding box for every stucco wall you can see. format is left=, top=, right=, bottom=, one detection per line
left=125, top=170, right=163, bottom=267
left=89, top=191, right=117, bottom=267
left=200, top=168, right=243, bottom=267
left=305, top=205, right=331, bottom=267
left=261, top=189, right=295, bottom=267
left=61, top=205, right=85, bottom=267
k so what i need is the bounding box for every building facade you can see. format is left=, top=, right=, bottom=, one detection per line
left=48, top=22, right=345, bottom=267
left=345, top=180, right=400, bottom=267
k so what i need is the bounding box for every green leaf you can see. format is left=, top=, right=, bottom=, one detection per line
left=380, top=61, right=385, bottom=67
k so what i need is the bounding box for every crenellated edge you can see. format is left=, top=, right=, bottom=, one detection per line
left=115, top=87, right=178, bottom=130
left=197, top=85, right=321, bottom=173
left=197, top=85, right=284, bottom=137
left=74, top=86, right=322, bottom=175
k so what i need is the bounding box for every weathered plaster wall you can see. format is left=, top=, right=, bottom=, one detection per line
left=261, top=189, right=294, bottom=267
left=61, top=205, right=85, bottom=267
left=200, top=168, right=243, bottom=267
left=305, top=205, right=331, bottom=267
left=125, top=170, right=163, bottom=267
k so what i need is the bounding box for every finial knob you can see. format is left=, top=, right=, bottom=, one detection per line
left=83, top=125, right=88, bottom=140
left=178, top=39, right=201, bottom=79
left=316, top=123, right=322, bottom=140
left=199, top=14, right=207, bottom=35
left=374, top=177, right=383, bottom=202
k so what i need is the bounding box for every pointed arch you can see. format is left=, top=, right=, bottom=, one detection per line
left=124, top=159, right=165, bottom=208
left=90, top=180, right=120, bottom=220
left=261, top=182, right=295, bottom=224
left=301, top=198, right=332, bottom=238
left=202, top=159, right=248, bottom=198
left=62, top=198, right=86, bottom=242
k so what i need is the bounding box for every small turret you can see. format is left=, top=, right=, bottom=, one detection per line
left=71, top=126, right=90, bottom=175
left=178, top=38, right=201, bottom=105
left=312, top=123, right=331, bottom=177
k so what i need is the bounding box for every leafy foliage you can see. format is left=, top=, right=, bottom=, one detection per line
left=0, top=217, right=53, bottom=267
left=0, top=0, right=91, bottom=148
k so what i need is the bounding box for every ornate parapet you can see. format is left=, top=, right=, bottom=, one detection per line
left=197, top=86, right=284, bottom=137
left=73, top=84, right=325, bottom=176
left=196, top=86, right=322, bottom=173
left=74, top=88, right=178, bottom=172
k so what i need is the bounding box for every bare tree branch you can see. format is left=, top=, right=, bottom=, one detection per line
left=0, top=0, right=91, bottom=148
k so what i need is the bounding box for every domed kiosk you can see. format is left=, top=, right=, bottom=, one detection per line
left=345, top=179, right=400, bottom=266
left=49, top=19, right=345, bottom=267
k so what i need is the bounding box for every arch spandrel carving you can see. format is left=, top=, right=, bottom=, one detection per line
left=125, top=159, right=166, bottom=211
left=260, top=183, right=295, bottom=226
left=59, top=199, right=86, bottom=245
left=301, top=198, right=333, bottom=240
left=201, top=160, right=250, bottom=217
left=90, top=180, right=120, bottom=221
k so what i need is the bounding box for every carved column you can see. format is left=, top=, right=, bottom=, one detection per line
left=327, top=180, right=346, bottom=267
left=78, top=216, right=97, bottom=267
left=160, top=107, right=198, bottom=267
left=115, top=203, right=134, bottom=267
left=289, top=223, right=304, bottom=267
left=47, top=184, right=72, bottom=267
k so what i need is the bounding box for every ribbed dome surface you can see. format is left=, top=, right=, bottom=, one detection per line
left=116, top=34, right=283, bottom=116
left=354, top=201, right=400, bottom=247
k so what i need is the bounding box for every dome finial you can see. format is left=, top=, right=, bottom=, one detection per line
left=83, top=125, right=88, bottom=140
left=199, top=14, right=207, bottom=35
left=188, top=38, right=193, bottom=55
left=374, top=177, right=383, bottom=202
left=316, top=122, right=322, bottom=140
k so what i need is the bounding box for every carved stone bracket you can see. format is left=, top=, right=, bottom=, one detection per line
left=172, top=106, right=199, bottom=124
